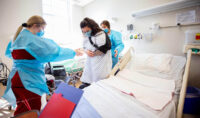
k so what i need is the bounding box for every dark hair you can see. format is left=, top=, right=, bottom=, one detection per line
left=80, top=17, right=102, bottom=36
left=101, top=20, right=110, bottom=29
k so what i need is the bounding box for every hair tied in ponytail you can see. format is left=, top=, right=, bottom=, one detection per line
left=22, top=23, right=28, bottom=27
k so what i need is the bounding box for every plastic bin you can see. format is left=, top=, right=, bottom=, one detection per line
left=183, top=86, right=200, bottom=114
left=185, top=30, right=200, bottom=45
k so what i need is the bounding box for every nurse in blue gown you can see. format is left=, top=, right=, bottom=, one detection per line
left=101, top=20, right=124, bottom=68
left=3, top=15, right=82, bottom=116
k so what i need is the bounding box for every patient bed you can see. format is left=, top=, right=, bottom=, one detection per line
left=71, top=47, right=192, bottom=118
left=51, top=57, right=85, bottom=75
left=50, top=57, right=85, bottom=86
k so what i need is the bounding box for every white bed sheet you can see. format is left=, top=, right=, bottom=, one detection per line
left=102, top=71, right=175, bottom=110
left=83, top=81, right=177, bottom=118
left=82, top=55, right=185, bottom=118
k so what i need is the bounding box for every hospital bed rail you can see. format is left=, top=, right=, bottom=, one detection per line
left=0, top=60, right=12, bottom=110
left=0, top=61, right=10, bottom=86
left=176, top=49, right=192, bottom=118
left=65, top=58, right=85, bottom=86
left=110, top=47, right=134, bottom=76
left=177, top=44, right=200, bottom=118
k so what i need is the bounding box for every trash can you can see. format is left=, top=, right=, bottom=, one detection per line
left=183, top=86, right=200, bottom=114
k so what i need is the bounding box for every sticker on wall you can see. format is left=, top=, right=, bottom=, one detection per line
left=196, top=33, right=200, bottom=40
left=176, top=10, right=196, bottom=24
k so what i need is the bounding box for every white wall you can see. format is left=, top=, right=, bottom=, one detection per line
left=83, top=0, right=200, bottom=88
left=0, top=0, right=84, bottom=67
left=70, top=4, right=84, bottom=48
left=83, top=0, right=174, bottom=30
left=72, top=4, right=84, bottom=35
left=0, top=0, right=42, bottom=69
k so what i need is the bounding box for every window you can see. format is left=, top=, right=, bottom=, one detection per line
left=42, top=0, right=73, bottom=46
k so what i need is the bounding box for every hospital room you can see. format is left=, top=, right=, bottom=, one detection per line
left=0, top=0, right=200, bottom=117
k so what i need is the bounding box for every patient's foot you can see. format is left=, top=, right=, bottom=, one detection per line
left=79, top=82, right=90, bottom=89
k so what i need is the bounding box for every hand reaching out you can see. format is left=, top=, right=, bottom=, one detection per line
left=74, top=48, right=83, bottom=56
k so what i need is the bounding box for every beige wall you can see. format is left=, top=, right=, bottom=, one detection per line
left=83, top=0, right=200, bottom=88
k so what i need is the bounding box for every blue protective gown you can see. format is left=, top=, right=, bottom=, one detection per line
left=109, top=30, right=124, bottom=68
left=3, top=29, right=76, bottom=105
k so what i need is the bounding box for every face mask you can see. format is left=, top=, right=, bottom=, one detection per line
left=36, top=30, right=44, bottom=37
left=85, top=30, right=92, bottom=37
left=104, top=28, right=109, bottom=33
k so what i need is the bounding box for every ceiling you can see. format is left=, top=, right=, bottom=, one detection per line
left=72, top=0, right=95, bottom=7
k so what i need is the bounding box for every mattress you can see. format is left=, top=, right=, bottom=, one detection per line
left=81, top=81, right=177, bottom=118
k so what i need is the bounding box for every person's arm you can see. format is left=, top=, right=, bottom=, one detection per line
left=82, top=38, right=96, bottom=57
left=52, top=47, right=76, bottom=62
left=26, top=37, right=78, bottom=62
left=5, top=41, right=12, bottom=59
left=83, top=34, right=105, bottom=57
left=113, top=31, right=124, bottom=56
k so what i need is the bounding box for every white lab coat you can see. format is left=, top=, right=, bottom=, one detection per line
left=81, top=31, right=112, bottom=83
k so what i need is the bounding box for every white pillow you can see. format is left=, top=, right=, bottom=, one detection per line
left=131, top=53, right=173, bottom=73
left=125, top=55, right=186, bottom=94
